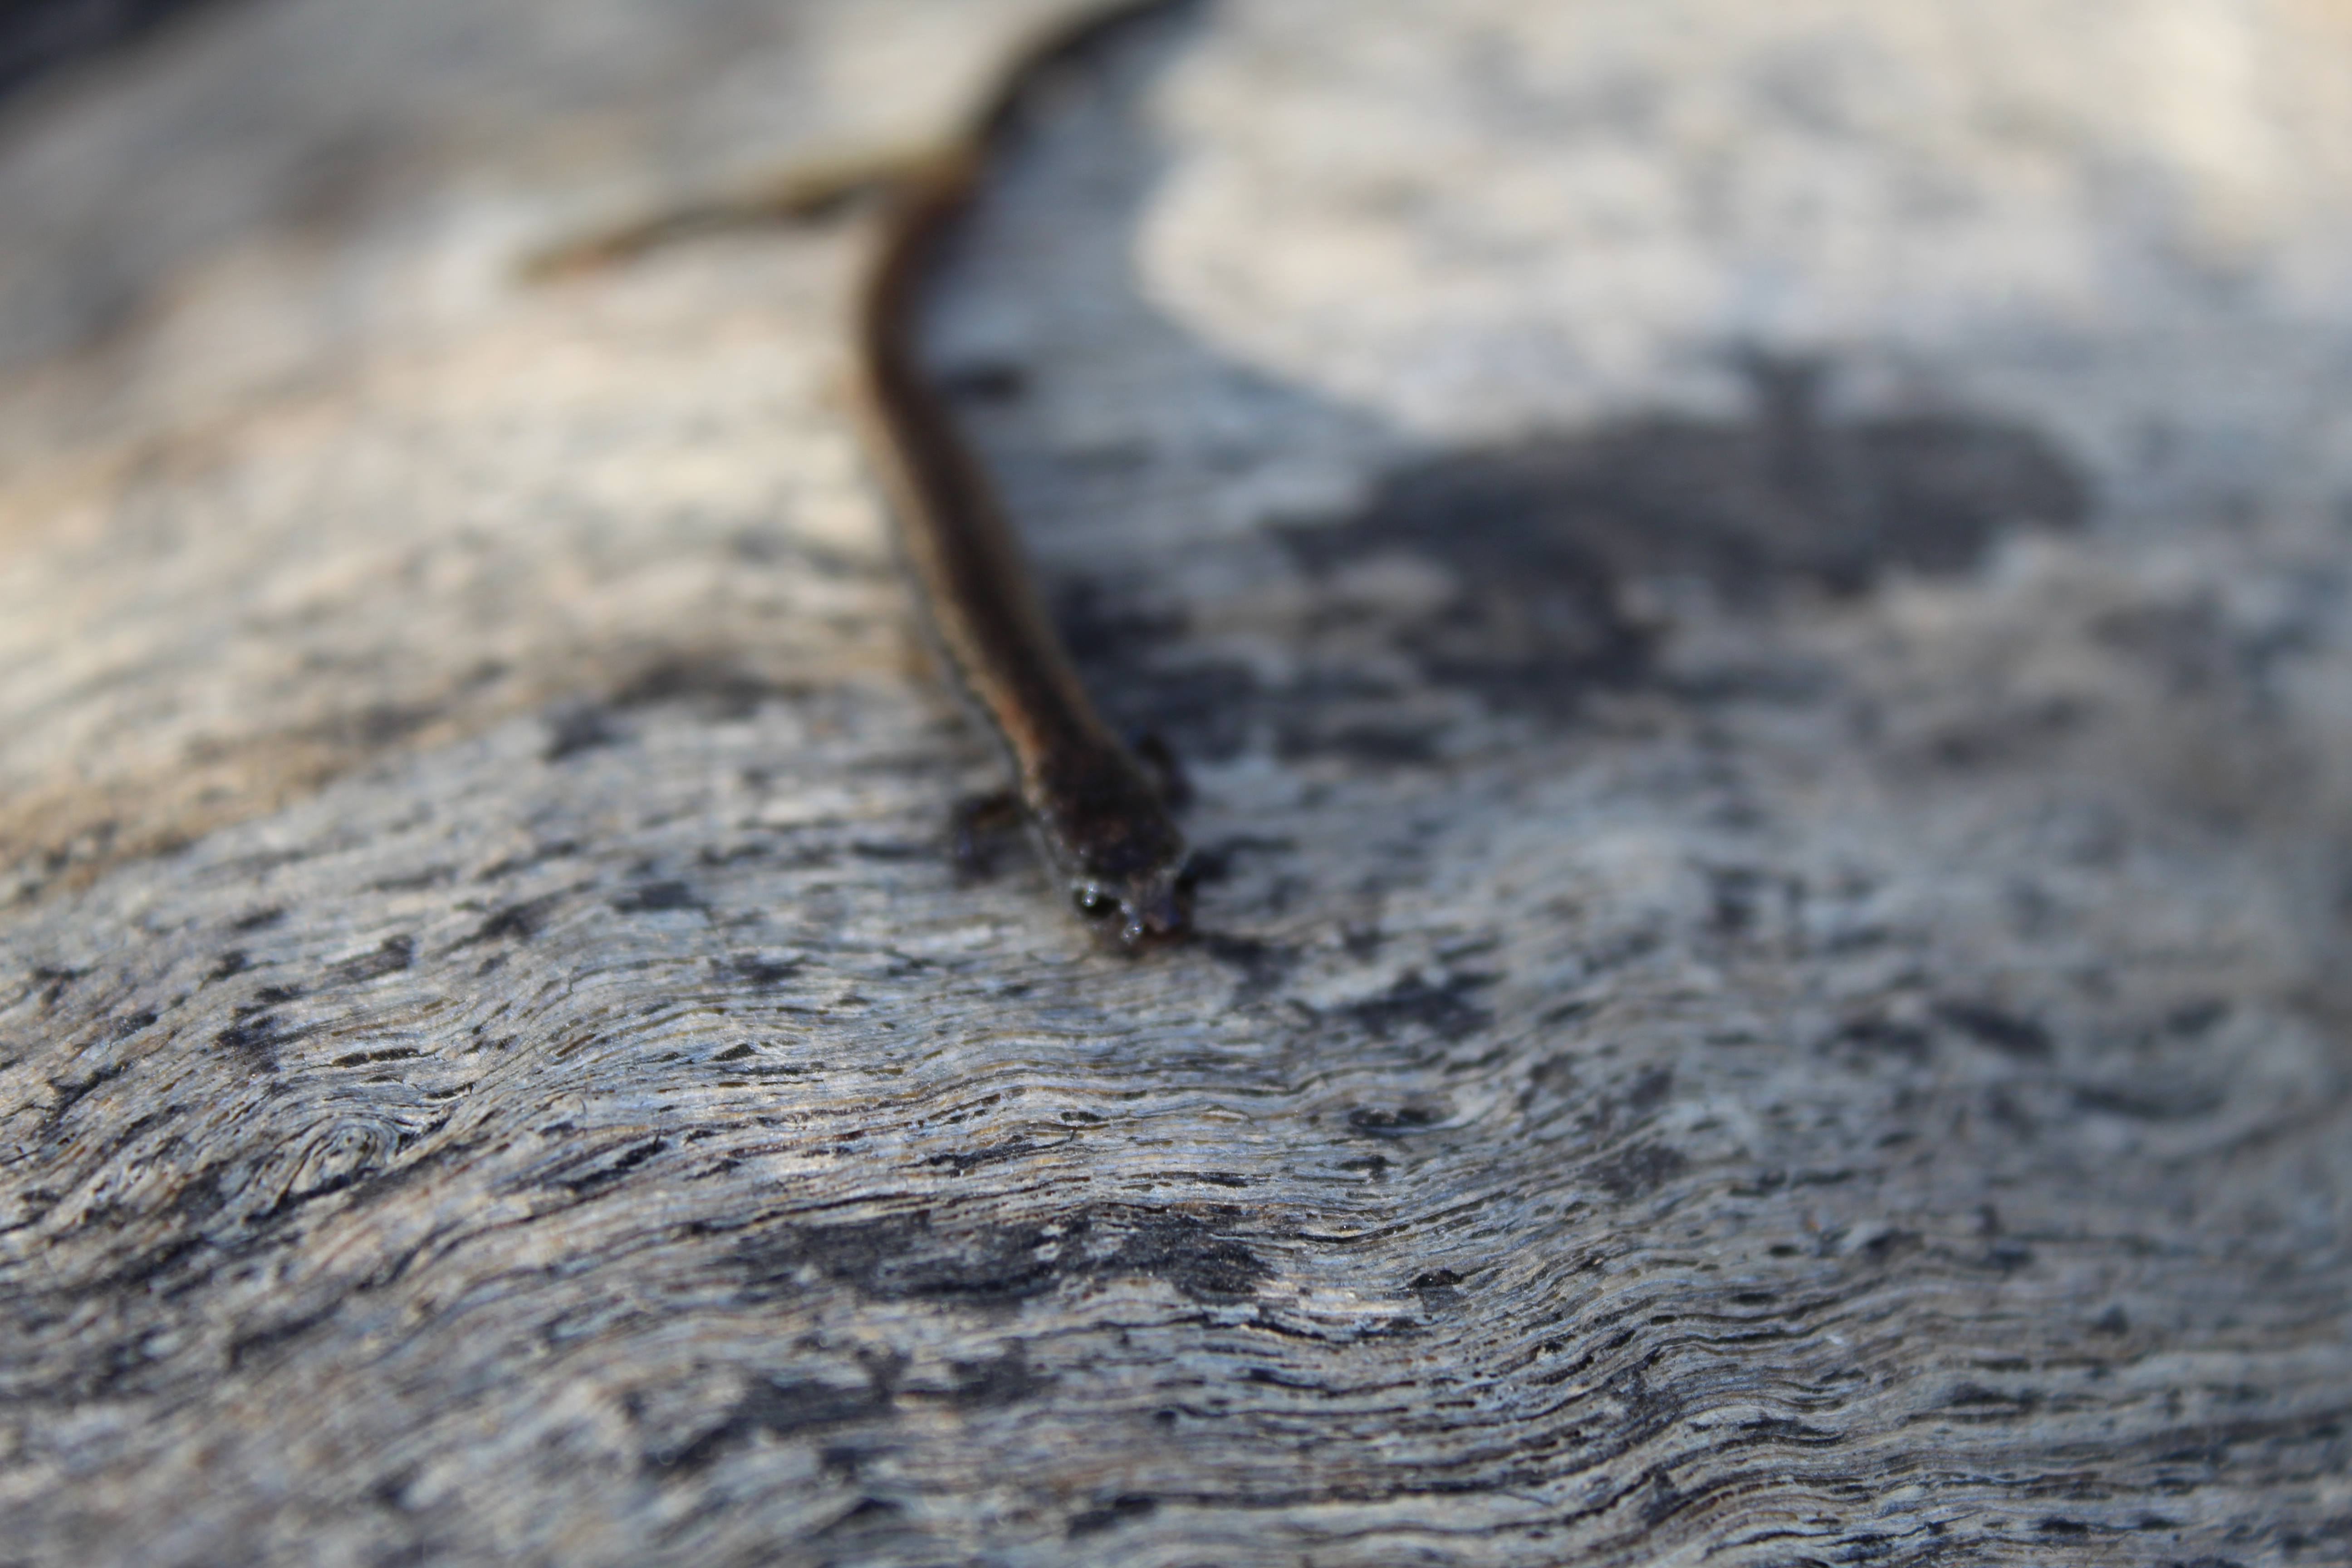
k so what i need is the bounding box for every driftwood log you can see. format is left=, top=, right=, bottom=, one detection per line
left=4, top=0, right=2349, bottom=1563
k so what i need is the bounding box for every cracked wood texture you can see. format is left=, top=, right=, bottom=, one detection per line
left=4, top=1, right=2350, bottom=1564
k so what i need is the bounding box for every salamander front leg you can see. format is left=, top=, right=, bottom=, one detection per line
left=1129, top=731, right=1191, bottom=810
left=949, top=789, right=1024, bottom=877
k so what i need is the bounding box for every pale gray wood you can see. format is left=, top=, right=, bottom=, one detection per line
left=2, top=1, right=2347, bottom=1564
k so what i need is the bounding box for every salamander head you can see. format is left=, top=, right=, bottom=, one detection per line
left=1038, top=755, right=1193, bottom=951
left=1067, top=854, right=1192, bottom=950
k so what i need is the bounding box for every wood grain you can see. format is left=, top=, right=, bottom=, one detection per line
left=2, top=1, right=2347, bottom=1564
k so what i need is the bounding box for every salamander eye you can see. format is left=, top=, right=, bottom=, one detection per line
left=1073, top=886, right=1119, bottom=919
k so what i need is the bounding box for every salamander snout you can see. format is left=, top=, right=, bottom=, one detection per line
left=1069, top=862, right=1192, bottom=951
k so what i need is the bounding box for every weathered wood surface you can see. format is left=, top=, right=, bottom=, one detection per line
left=4, top=1, right=2349, bottom=1563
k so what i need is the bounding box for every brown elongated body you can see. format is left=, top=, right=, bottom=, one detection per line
left=850, top=1, right=1193, bottom=949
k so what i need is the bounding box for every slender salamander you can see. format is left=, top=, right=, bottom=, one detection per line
left=524, top=1, right=1196, bottom=948
left=851, top=0, right=1195, bottom=951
